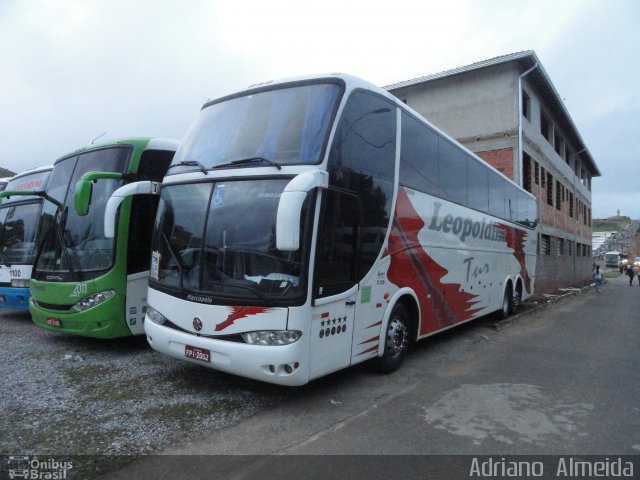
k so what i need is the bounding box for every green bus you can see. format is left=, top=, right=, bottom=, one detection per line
left=29, top=138, right=179, bottom=338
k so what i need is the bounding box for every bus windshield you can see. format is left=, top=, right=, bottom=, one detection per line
left=151, top=179, right=312, bottom=304
left=34, top=147, right=129, bottom=280
left=170, top=82, right=342, bottom=172
left=0, top=202, right=41, bottom=266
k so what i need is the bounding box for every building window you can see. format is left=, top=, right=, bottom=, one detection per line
left=557, top=237, right=564, bottom=256
left=541, top=235, right=551, bottom=255
left=554, top=131, right=565, bottom=160
left=546, top=172, right=553, bottom=206
left=556, top=180, right=562, bottom=211
left=569, top=192, right=574, bottom=217
left=523, top=154, right=532, bottom=193
left=540, top=113, right=552, bottom=142
left=522, top=91, right=531, bottom=120
left=541, top=167, right=546, bottom=188
left=534, top=160, right=540, bottom=185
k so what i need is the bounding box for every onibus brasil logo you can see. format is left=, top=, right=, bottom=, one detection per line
left=7, top=456, right=73, bottom=479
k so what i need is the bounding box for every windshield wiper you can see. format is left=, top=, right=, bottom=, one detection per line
left=55, top=208, right=78, bottom=280
left=214, top=157, right=282, bottom=170
left=204, top=279, right=271, bottom=303
left=167, top=160, right=209, bottom=175
left=161, top=232, right=184, bottom=292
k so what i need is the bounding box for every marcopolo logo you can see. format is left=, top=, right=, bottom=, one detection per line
left=428, top=202, right=506, bottom=244
left=7, top=456, right=73, bottom=479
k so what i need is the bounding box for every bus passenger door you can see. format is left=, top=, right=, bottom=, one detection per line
left=309, top=290, right=356, bottom=380
left=310, top=189, right=359, bottom=379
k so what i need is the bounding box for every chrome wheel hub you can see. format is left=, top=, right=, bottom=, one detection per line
left=386, top=318, right=408, bottom=357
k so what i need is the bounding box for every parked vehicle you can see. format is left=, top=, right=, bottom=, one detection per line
left=0, top=166, right=53, bottom=310
left=27, top=138, right=178, bottom=338
left=101, top=74, right=538, bottom=385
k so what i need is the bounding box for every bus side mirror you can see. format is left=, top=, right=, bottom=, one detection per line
left=104, top=181, right=160, bottom=238
left=74, top=171, right=125, bottom=216
left=74, top=180, right=93, bottom=216
left=276, top=170, right=328, bottom=251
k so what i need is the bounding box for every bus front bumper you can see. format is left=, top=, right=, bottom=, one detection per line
left=145, top=318, right=310, bottom=386
left=0, top=287, right=30, bottom=310
left=30, top=295, right=131, bottom=339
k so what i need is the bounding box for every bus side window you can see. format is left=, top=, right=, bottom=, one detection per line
left=314, top=188, right=361, bottom=299
left=127, top=195, right=160, bottom=274
left=325, top=89, right=396, bottom=284
left=127, top=149, right=174, bottom=274
left=136, top=150, right=174, bottom=182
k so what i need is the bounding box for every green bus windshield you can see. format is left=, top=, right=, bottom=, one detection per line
left=33, top=146, right=129, bottom=281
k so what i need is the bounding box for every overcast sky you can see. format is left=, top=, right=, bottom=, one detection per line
left=1, top=0, right=638, bottom=219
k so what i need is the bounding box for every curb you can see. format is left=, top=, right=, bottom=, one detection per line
left=492, top=282, right=593, bottom=331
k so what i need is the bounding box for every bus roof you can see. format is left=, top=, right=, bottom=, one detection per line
left=58, top=137, right=180, bottom=163
left=5, top=165, right=53, bottom=192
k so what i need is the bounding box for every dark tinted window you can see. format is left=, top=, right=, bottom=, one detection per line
left=488, top=171, right=506, bottom=218
left=127, top=195, right=160, bottom=274
left=315, top=189, right=360, bottom=298
left=516, top=190, right=537, bottom=228
left=438, top=138, right=468, bottom=205
left=467, top=158, right=489, bottom=212
left=399, top=112, right=438, bottom=195
left=137, top=149, right=175, bottom=181
left=325, top=90, right=396, bottom=289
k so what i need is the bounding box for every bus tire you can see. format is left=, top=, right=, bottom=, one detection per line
left=513, top=281, right=522, bottom=313
left=499, top=283, right=513, bottom=319
left=370, top=303, right=411, bottom=374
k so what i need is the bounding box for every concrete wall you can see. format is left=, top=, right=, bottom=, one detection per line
left=536, top=237, right=593, bottom=291
left=396, top=63, right=519, bottom=140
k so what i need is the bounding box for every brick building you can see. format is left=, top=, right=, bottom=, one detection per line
left=385, top=51, right=601, bottom=293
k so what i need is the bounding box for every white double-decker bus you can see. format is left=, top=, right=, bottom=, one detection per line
left=104, top=74, right=537, bottom=385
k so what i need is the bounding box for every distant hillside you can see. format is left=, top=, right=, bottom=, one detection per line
left=593, top=216, right=631, bottom=232
left=0, top=166, right=15, bottom=178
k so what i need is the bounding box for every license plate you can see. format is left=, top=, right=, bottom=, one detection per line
left=46, top=317, right=62, bottom=327
left=184, top=345, right=210, bottom=363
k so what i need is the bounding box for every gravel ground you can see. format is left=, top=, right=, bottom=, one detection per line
left=0, top=310, right=286, bottom=475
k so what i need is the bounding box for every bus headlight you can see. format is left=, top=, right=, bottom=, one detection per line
left=146, top=306, right=168, bottom=325
left=242, top=330, right=302, bottom=346
left=73, top=290, right=115, bottom=311
left=11, top=279, right=30, bottom=288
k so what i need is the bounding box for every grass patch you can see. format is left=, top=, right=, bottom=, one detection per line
left=141, top=400, right=238, bottom=426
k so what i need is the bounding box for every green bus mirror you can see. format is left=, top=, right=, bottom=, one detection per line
left=74, top=180, right=93, bottom=216
left=74, top=171, right=124, bottom=216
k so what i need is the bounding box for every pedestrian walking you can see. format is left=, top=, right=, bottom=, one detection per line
left=626, top=263, right=635, bottom=286
left=593, top=265, right=603, bottom=294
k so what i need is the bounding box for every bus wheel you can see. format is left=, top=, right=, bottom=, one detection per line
left=370, top=303, right=411, bottom=373
left=499, top=284, right=513, bottom=319
left=513, top=282, right=522, bottom=313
